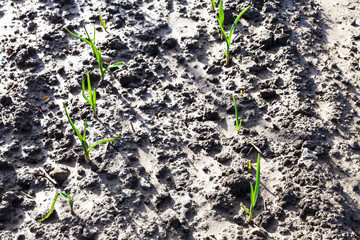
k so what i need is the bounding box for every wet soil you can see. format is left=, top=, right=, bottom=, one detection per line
left=1, top=0, right=360, bottom=239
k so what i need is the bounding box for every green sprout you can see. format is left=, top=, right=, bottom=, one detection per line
left=38, top=192, right=73, bottom=222
left=241, top=153, right=260, bottom=222
left=82, top=72, right=97, bottom=115
left=232, top=93, right=242, bottom=134
left=217, top=0, right=225, bottom=40
left=63, top=102, right=120, bottom=163
left=211, top=0, right=215, bottom=12
left=65, top=26, right=123, bottom=80
left=217, top=2, right=251, bottom=65
left=99, top=14, right=107, bottom=32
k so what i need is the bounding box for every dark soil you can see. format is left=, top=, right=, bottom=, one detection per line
left=1, top=0, right=360, bottom=239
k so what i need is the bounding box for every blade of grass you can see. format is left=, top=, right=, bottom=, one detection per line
left=82, top=79, right=91, bottom=104
left=82, top=72, right=97, bottom=115
left=83, top=119, right=87, bottom=140
left=211, top=0, right=215, bottom=12
left=232, top=93, right=241, bottom=134
left=99, top=14, right=107, bottom=31
left=88, top=133, right=121, bottom=153
left=63, top=103, right=83, bottom=141
left=38, top=193, right=59, bottom=222
left=228, top=6, right=251, bottom=42
left=93, top=89, right=97, bottom=114
left=253, top=153, right=261, bottom=204
left=241, top=203, right=250, bottom=215
left=104, top=61, right=124, bottom=73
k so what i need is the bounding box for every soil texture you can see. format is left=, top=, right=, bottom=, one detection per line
left=1, top=0, right=360, bottom=239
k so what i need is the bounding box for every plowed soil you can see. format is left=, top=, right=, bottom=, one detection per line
left=1, top=0, right=360, bottom=239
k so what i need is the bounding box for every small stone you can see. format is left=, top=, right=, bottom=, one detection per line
left=297, top=148, right=317, bottom=170
left=50, top=168, right=70, bottom=185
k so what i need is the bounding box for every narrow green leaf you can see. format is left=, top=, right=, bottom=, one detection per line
left=219, top=0, right=224, bottom=25
left=104, top=62, right=124, bottom=73
left=250, top=183, right=254, bottom=205
left=211, top=0, right=215, bottom=11
left=92, top=25, right=96, bottom=44
left=253, top=153, right=261, bottom=205
left=67, top=194, right=74, bottom=214
left=228, top=6, right=251, bottom=43
left=38, top=193, right=60, bottom=222
left=84, top=26, right=91, bottom=42
left=93, top=89, right=97, bottom=114
left=99, top=14, right=107, bottom=31
left=87, top=72, right=92, bottom=104
left=217, top=17, right=228, bottom=42
left=60, top=193, right=69, bottom=199
left=65, top=28, right=92, bottom=45
left=82, top=79, right=91, bottom=105
left=63, top=103, right=83, bottom=141
left=83, top=119, right=87, bottom=140
left=88, top=133, right=121, bottom=153
left=232, top=94, right=240, bottom=134
left=241, top=203, right=250, bottom=215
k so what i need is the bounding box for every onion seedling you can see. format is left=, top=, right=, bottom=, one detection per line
left=65, top=27, right=123, bottom=80
left=217, top=2, right=251, bottom=65
left=82, top=72, right=97, bottom=115
left=99, top=14, right=107, bottom=32
left=38, top=192, right=73, bottom=222
left=241, top=153, right=260, bottom=222
left=232, top=93, right=242, bottom=134
left=63, top=103, right=120, bottom=163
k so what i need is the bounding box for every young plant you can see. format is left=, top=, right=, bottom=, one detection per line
left=99, top=14, right=107, bottom=31
left=82, top=72, right=97, bottom=115
left=38, top=192, right=73, bottom=222
left=217, top=2, right=251, bottom=65
left=211, top=0, right=216, bottom=12
left=232, top=93, right=242, bottom=134
left=65, top=26, right=123, bottom=80
left=241, top=153, right=260, bottom=222
left=63, top=103, right=120, bottom=163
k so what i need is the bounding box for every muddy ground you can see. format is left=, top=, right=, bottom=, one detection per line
left=1, top=0, right=360, bottom=239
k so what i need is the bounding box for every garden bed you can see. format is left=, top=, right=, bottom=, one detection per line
left=1, top=0, right=360, bottom=239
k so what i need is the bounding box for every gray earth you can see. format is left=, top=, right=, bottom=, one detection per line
left=1, top=0, right=360, bottom=239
